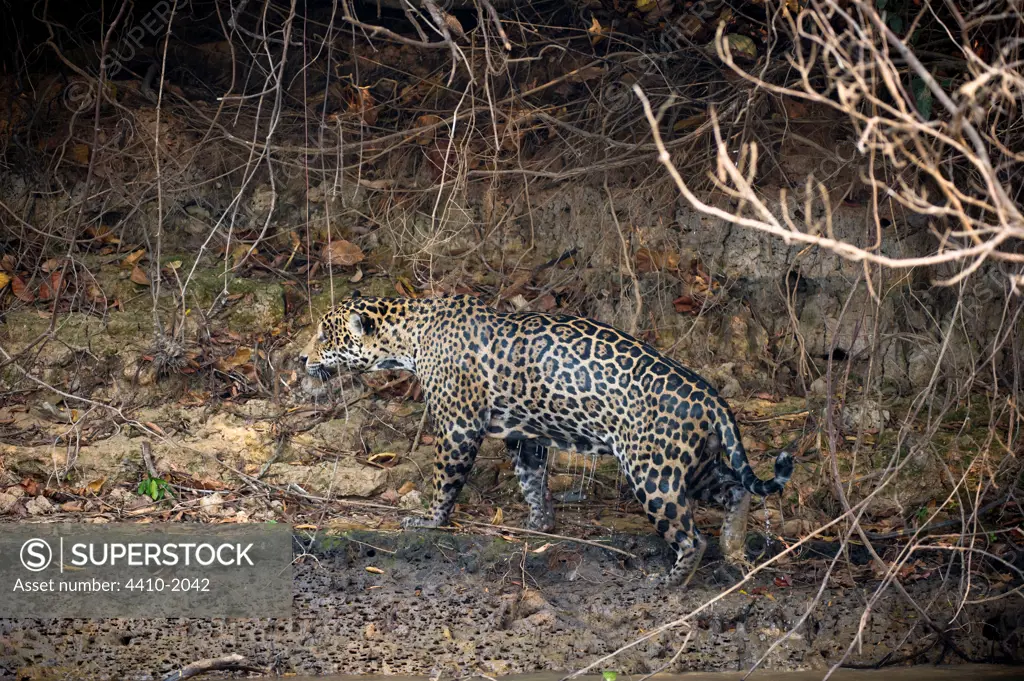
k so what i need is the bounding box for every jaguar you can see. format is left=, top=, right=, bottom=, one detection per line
left=300, top=292, right=793, bottom=586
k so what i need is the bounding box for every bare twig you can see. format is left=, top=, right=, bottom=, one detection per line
left=160, top=654, right=263, bottom=681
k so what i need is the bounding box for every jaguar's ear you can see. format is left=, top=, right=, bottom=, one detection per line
left=348, top=313, right=364, bottom=337
left=351, top=290, right=361, bottom=299
left=347, top=312, right=374, bottom=337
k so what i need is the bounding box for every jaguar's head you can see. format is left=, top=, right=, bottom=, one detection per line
left=300, top=293, right=415, bottom=379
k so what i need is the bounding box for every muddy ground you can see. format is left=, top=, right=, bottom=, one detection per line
left=0, top=257, right=1022, bottom=680
left=3, top=525, right=1022, bottom=681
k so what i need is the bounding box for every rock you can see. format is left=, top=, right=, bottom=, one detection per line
left=25, top=496, right=53, bottom=515
left=860, top=442, right=948, bottom=517
left=842, top=400, right=890, bottom=432
left=517, top=589, right=552, bottom=618
left=226, top=282, right=285, bottom=333
left=3, top=485, right=25, bottom=498
left=809, top=376, right=829, bottom=396
left=300, top=375, right=332, bottom=398
left=294, top=415, right=369, bottom=454
left=263, top=460, right=391, bottom=497
left=109, top=488, right=135, bottom=505
left=478, top=660, right=514, bottom=675
left=907, top=345, right=939, bottom=388
left=719, top=375, right=742, bottom=399
left=121, top=357, right=158, bottom=386
left=0, top=492, right=20, bottom=514
left=399, top=490, right=423, bottom=510
left=510, top=610, right=556, bottom=630
left=719, top=310, right=768, bottom=373
left=199, top=492, right=228, bottom=515
left=796, top=288, right=898, bottom=361
left=184, top=204, right=211, bottom=219
left=782, top=518, right=816, bottom=536
left=509, top=590, right=557, bottom=631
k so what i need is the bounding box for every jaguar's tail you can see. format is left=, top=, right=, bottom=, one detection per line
left=715, top=405, right=793, bottom=497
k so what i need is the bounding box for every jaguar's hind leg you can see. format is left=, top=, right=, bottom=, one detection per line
left=508, top=438, right=554, bottom=532
left=718, top=484, right=751, bottom=565
left=691, top=461, right=752, bottom=577
left=638, top=485, right=706, bottom=587
left=659, top=499, right=706, bottom=587
left=402, top=430, right=481, bottom=530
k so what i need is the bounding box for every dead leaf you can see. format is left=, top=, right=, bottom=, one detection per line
left=537, top=294, right=557, bottom=311
left=397, top=481, right=416, bottom=495
left=364, top=623, right=377, bottom=639
left=508, top=294, right=529, bottom=311
left=395, top=276, right=419, bottom=298
left=85, top=478, right=106, bottom=495
left=635, top=247, right=680, bottom=273
left=0, top=272, right=10, bottom=291
left=71, top=143, right=90, bottom=165
left=38, top=271, right=65, bottom=301
left=350, top=267, right=364, bottom=283
left=365, top=566, right=384, bottom=574
left=348, top=86, right=378, bottom=126
left=37, top=278, right=54, bottom=302
left=230, top=245, right=250, bottom=268
left=566, top=65, right=605, bottom=82
left=324, top=240, right=365, bottom=267
left=673, top=295, right=696, bottom=314
left=41, top=258, right=61, bottom=273
left=380, top=488, right=401, bottom=505
left=84, top=225, right=120, bottom=244
left=673, top=113, right=708, bottom=131
left=782, top=97, right=810, bottom=119
left=130, top=265, right=151, bottom=286
left=85, top=284, right=106, bottom=303
left=216, top=347, right=251, bottom=372
left=722, top=34, right=757, bottom=60
left=358, top=178, right=392, bottom=190
left=442, top=626, right=453, bottom=641
left=12, top=277, right=35, bottom=303
left=443, top=12, right=465, bottom=39
left=491, top=507, right=504, bottom=525
left=122, top=249, right=146, bottom=268
left=145, top=422, right=167, bottom=436
left=0, top=254, right=15, bottom=272
left=588, top=16, right=605, bottom=45
left=414, top=114, right=444, bottom=145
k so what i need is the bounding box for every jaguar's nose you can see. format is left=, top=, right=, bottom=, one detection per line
left=298, top=354, right=308, bottom=365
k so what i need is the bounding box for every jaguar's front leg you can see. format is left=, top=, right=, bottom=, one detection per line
left=402, top=430, right=482, bottom=529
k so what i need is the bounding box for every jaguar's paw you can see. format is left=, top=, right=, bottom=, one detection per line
left=401, top=516, right=445, bottom=530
